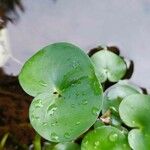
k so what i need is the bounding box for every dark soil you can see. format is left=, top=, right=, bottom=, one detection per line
left=0, top=68, right=35, bottom=150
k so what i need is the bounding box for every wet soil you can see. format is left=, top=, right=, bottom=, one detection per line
left=0, top=68, right=35, bottom=149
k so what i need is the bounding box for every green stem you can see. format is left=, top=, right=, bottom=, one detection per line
left=33, top=133, right=41, bottom=150
left=0, top=133, right=9, bottom=150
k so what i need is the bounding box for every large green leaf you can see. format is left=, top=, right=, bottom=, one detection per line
left=19, top=42, right=103, bottom=142
left=119, top=94, right=150, bottom=150
left=103, top=80, right=142, bottom=115
left=90, top=49, right=127, bottom=83
left=81, top=126, right=131, bottom=150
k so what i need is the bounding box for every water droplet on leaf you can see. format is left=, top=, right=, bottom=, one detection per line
left=34, top=100, right=43, bottom=108
left=47, top=104, right=57, bottom=116
left=76, top=122, right=80, bottom=125
left=51, top=122, right=56, bottom=126
left=64, top=132, right=70, bottom=139
left=39, top=81, right=47, bottom=87
left=32, top=115, right=40, bottom=121
left=92, top=107, right=100, bottom=116
left=51, top=132, right=59, bottom=141
left=110, top=106, right=118, bottom=113
left=42, top=122, right=47, bottom=126
left=109, top=133, right=118, bottom=142
left=85, top=141, right=88, bottom=145
left=94, top=141, right=100, bottom=146
left=82, top=99, right=88, bottom=105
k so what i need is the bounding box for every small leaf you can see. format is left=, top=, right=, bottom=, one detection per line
left=52, top=142, right=80, bottom=150
left=81, top=126, right=131, bottom=150
left=94, top=119, right=104, bottom=129
left=19, top=42, right=103, bottom=142
left=119, top=94, right=150, bottom=150
left=103, top=80, right=142, bottom=115
left=90, top=49, right=127, bottom=83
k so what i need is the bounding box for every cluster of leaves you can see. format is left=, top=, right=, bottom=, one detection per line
left=19, top=42, right=150, bottom=150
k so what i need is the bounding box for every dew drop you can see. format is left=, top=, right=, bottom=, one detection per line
left=82, top=99, right=88, bottom=105
left=51, top=122, right=56, bottom=126
left=110, top=106, right=118, bottom=113
left=92, top=107, right=100, bottom=116
left=51, top=132, right=59, bottom=141
left=94, top=141, right=100, bottom=146
left=71, top=104, right=75, bottom=108
left=64, top=132, right=70, bottom=139
left=39, top=81, right=47, bottom=87
left=30, top=114, right=36, bottom=121
left=109, top=133, right=118, bottom=142
left=47, top=104, right=57, bottom=116
left=71, top=83, right=75, bottom=86
left=76, top=121, right=80, bottom=125
left=32, top=115, right=40, bottom=121
left=34, top=100, right=43, bottom=108
left=42, top=122, right=47, bottom=126
left=84, top=141, right=88, bottom=145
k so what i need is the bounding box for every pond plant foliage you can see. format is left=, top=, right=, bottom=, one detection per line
left=19, top=42, right=149, bottom=150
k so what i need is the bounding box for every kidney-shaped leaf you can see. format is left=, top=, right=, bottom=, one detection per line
left=119, top=94, right=150, bottom=150
left=90, top=49, right=127, bottom=83
left=81, top=126, right=131, bottom=150
left=19, top=42, right=103, bottom=142
left=103, top=80, right=142, bottom=115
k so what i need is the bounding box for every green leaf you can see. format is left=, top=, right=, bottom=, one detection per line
left=119, top=94, right=150, bottom=150
left=93, top=119, right=104, bottom=129
left=19, top=42, right=103, bottom=142
left=90, top=49, right=127, bottom=83
left=53, top=142, right=80, bottom=150
left=81, top=126, right=131, bottom=150
left=110, top=115, right=122, bottom=127
left=43, top=142, right=56, bottom=150
left=103, top=80, right=142, bottom=115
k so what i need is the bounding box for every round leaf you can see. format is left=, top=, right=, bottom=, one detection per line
left=81, top=126, right=131, bottom=150
left=90, top=49, right=127, bottom=83
left=19, top=42, right=103, bottom=142
left=103, top=80, right=142, bottom=115
left=53, top=142, right=80, bottom=150
left=119, top=94, right=150, bottom=150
